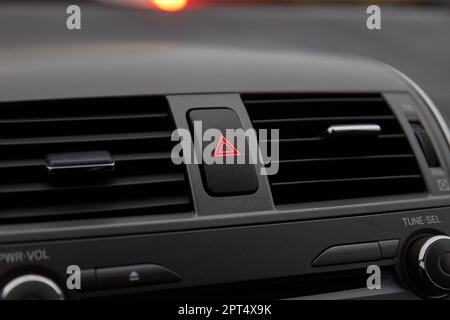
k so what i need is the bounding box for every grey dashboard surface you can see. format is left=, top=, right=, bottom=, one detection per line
left=0, top=2, right=449, bottom=115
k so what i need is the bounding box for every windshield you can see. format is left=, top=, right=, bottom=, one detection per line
left=101, top=0, right=450, bottom=11
left=1, top=0, right=449, bottom=115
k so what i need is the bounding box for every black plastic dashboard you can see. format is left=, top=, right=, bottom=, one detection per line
left=2, top=2, right=450, bottom=301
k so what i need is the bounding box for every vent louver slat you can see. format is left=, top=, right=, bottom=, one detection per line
left=0, top=97, right=192, bottom=222
left=244, top=94, right=426, bottom=205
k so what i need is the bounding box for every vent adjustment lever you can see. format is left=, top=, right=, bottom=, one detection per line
left=324, top=124, right=381, bottom=139
left=45, top=151, right=115, bottom=174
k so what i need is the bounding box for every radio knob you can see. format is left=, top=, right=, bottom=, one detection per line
left=1, top=274, right=64, bottom=300
left=405, top=235, right=450, bottom=298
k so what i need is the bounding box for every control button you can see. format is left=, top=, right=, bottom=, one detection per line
left=404, top=235, right=450, bottom=298
left=188, top=108, right=258, bottom=196
left=418, top=236, right=450, bottom=291
left=379, top=239, right=400, bottom=259
left=96, top=264, right=180, bottom=289
left=312, top=242, right=381, bottom=267
left=1, top=274, right=64, bottom=300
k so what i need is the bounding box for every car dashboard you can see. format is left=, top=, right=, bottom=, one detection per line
left=1, top=1, right=450, bottom=301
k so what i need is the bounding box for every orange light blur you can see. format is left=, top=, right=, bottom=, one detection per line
left=152, top=0, right=188, bottom=12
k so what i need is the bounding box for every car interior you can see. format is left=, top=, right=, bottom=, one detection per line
left=1, top=0, right=450, bottom=302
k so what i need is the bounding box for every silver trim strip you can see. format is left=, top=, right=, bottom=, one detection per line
left=326, top=124, right=381, bottom=137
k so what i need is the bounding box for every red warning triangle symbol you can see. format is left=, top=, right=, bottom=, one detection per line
left=213, top=135, right=241, bottom=158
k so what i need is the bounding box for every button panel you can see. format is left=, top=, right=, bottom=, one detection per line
left=80, top=264, right=180, bottom=290
left=313, top=242, right=381, bottom=267
left=313, top=240, right=401, bottom=267
left=188, top=108, right=258, bottom=196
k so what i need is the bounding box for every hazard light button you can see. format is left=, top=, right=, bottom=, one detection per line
left=188, top=108, right=258, bottom=196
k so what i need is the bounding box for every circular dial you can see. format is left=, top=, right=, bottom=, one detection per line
left=405, top=235, right=450, bottom=298
left=1, top=274, right=64, bottom=300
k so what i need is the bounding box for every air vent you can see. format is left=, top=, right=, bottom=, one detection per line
left=0, top=96, right=192, bottom=221
left=244, top=94, right=426, bottom=205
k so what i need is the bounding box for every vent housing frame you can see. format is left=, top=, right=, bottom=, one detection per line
left=243, top=93, right=427, bottom=206
left=0, top=96, right=192, bottom=222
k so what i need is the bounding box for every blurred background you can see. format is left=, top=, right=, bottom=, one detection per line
left=1, top=0, right=449, bottom=118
